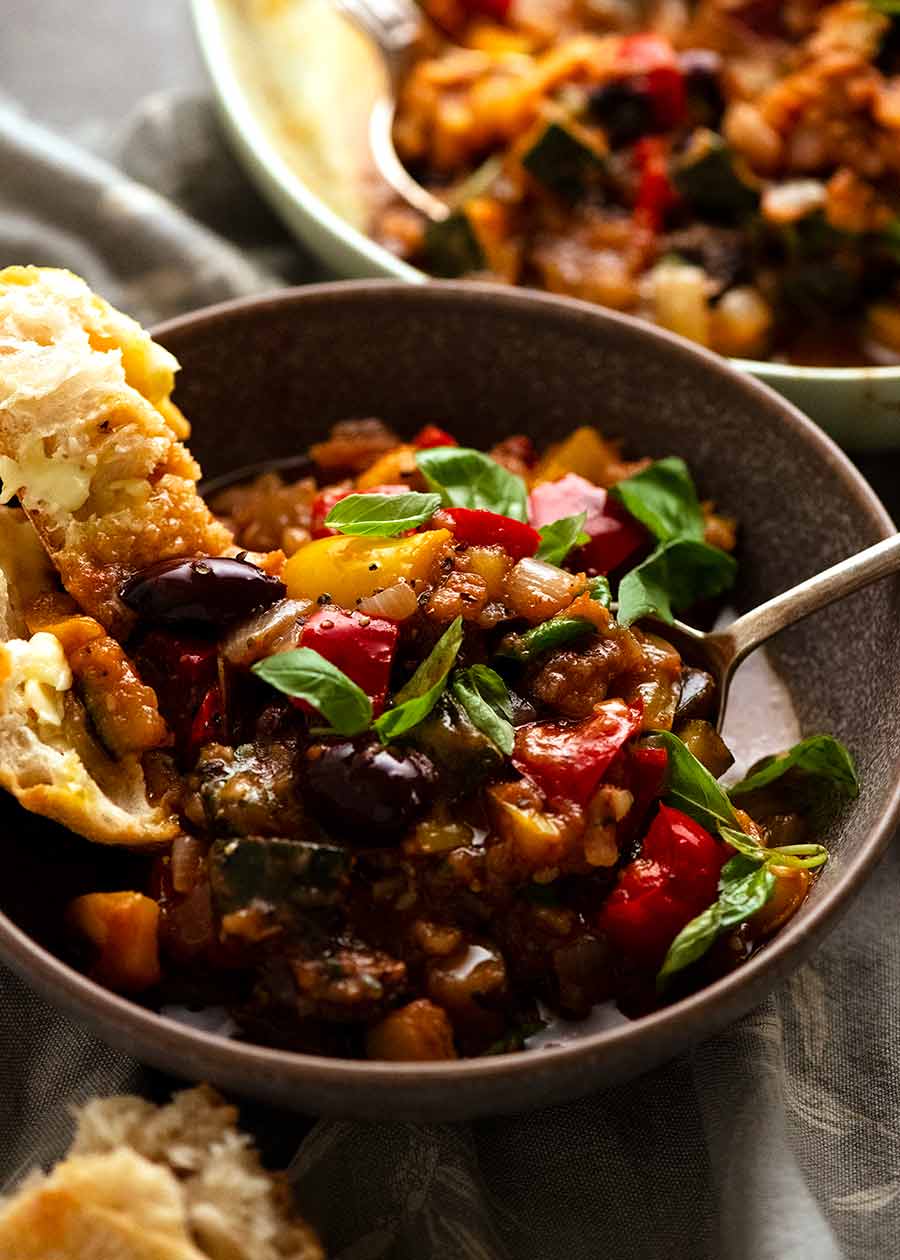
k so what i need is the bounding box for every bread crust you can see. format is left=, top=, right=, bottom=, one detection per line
left=0, top=266, right=233, bottom=635
left=0, top=505, right=178, bottom=847
left=0, top=1087, right=323, bottom=1260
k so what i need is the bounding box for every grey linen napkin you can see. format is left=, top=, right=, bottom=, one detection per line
left=0, top=94, right=897, bottom=1260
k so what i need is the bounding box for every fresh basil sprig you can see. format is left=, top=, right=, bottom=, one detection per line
left=617, top=538, right=737, bottom=627
left=374, top=616, right=463, bottom=743
left=611, top=457, right=704, bottom=543
left=646, top=729, right=739, bottom=832
left=452, top=664, right=515, bottom=755
left=535, top=512, right=589, bottom=566
left=416, top=446, right=528, bottom=521
left=729, top=734, right=859, bottom=801
left=609, top=458, right=736, bottom=627
left=719, top=826, right=828, bottom=872
left=325, top=491, right=441, bottom=537
left=657, top=860, right=776, bottom=989
left=252, top=648, right=372, bottom=736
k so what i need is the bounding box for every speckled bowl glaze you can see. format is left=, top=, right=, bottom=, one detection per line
left=1, top=282, right=898, bottom=1121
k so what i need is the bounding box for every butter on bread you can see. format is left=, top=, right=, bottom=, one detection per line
left=0, top=266, right=233, bottom=634
left=0, top=1086, right=323, bottom=1260
left=0, top=505, right=178, bottom=847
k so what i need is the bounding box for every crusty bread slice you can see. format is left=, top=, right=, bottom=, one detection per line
left=0, top=1086, right=323, bottom=1260
left=0, top=266, right=233, bottom=635
left=0, top=505, right=178, bottom=847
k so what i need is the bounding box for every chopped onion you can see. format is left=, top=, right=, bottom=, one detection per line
left=220, top=598, right=311, bottom=667
left=505, top=558, right=581, bottom=623
left=357, top=581, right=419, bottom=621
left=170, top=833, right=205, bottom=895
left=761, top=179, right=826, bottom=225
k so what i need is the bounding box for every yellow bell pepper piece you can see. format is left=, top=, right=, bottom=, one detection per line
left=531, top=425, right=617, bottom=485
left=356, top=444, right=420, bottom=490
left=285, top=529, right=452, bottom=607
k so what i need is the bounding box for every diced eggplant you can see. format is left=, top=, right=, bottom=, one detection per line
left=209, top=834, right=349, bottom=921
left=674, top=718, right=734, bottom=779
left=587, top=80, right=655, bottom=147
left=662, top=225, right=747, bottom=298
left=423, top=211, right=486, bottom=278
left=672, top=129, right=758, bottom=221
left=408, top=694, right=504, bottom=795
left=673, top=665, right=717, bottom=722
left=195, top=742, right=304, bottom=838
left=522, top=120, right=606, bottom=201
left=678, top=50, right=724, bottom=128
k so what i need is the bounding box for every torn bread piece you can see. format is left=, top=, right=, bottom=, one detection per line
left=0, top=266, right=233, bottom=635
left=0, top=1085, right=323, bottom=1260
left=0, top=505, right=178, bottom=847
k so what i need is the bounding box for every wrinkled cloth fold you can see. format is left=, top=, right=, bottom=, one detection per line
left=0, top=93, right=897, bottom=1260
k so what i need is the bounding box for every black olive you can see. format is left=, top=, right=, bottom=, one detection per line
left=120, top=556, right=286, bottom=631
left=304, top=737, right=437, bottom=843
left=587, top=79, right=655, bottom=147
left=678, top=49, right=724, bottom=128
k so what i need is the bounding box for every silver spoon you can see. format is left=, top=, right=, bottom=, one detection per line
left=661, top=533, right=900, bottom=731
left=333, top=0, right=451, bottom=222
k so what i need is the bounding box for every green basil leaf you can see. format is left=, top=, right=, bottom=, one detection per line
left=535, top=512, right=589, bottom=566
left=252, top=648, right=372, bottom=736
left=416, top=446, right=528, bottom=521
left=496, top=616, right=593, bottom=663
left=765, top=843, right=829, bottom=871
left=646, top=730, right=738, bottom=833
left=452, top=664, right=515, bottom=755
left=610, top=457, right=705, bottom=544
left=729, top=734, right=859, bottom=801
left=617, top=539, right=737, bottom=627
left=719, top=852, right=765, bottom=886
left=718, top=824, right=767, bottom=861
left=657, top=863, right=775, bottom=988
left=374, top=616, right=463, bottom=743
left=324, top=491, right=442, bottom=537
left=586, top=575, right=613, bottom=608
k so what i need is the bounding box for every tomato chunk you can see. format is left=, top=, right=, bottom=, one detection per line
left=440, top=506, right=540, bottom=561
left=634, top=136, right=679, bottom=232
left=529, top=472, right=646, bottom=575
left=618, top=34, right=686, bottom=130
left=299, top=605, right=399, bottom=716
left=598, top=803, right=727, bottom=966
left=512, top=699, right=642, bottom=808
left=413, top=425, right=458, bottom=449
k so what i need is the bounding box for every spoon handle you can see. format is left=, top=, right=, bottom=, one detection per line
left=722, top=532, right=900, bottom=668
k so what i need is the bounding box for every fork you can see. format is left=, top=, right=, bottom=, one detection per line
left=333, top=0, right=451, bottom=221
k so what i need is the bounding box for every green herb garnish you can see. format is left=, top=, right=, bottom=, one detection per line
left=416, top=446, right=528, bottom=521
left=729, top=734, right=859, bottom=801
left=451, top=664, right=515, bottom=755
left=611, top=457, right=705, bottom=543
left=535, top=512, right=589, bottom=566
left=374, top=616, right=464, bottom=743
left=252, top=648, right=372, bottom=736
left=617, top=538, right=737, bottom=627
left=324, top=491, right=442, bottom=537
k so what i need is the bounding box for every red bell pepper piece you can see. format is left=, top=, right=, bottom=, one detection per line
left=624, top=744, right=669, bottom=835
left=188, top=684, right=225, bottom=763
left=617, top=33, right=686, bottom=130
left=413, top=425, right=458, bottom=450
left=597, top=803, right=727, bottom=966
left=633, top=136, right=679, bottom=232
left=134, top=630, right=219, bottom=758
left=458, top=0, right=511, bottom=20
left=299, top=605, right=398, bottom=716
left=441, top=506, right=540, bottom=561
left=529, top=473, right=646, bottom=575
left=512, top=699, right=643, bottom=809
left=310, top=482, right=410, bottom=539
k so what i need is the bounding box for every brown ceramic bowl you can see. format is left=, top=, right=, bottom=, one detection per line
left=1, top=282, right=898, bottom=1121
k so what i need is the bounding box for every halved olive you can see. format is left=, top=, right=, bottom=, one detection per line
left=120, top=556, right=286, bottom=631
left=304, top=736, right=437, bottom=843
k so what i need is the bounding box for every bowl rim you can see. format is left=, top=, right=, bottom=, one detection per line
left=191, top=0, right=900, bottom=385
left=3, top=278, right=899, bottom=1100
